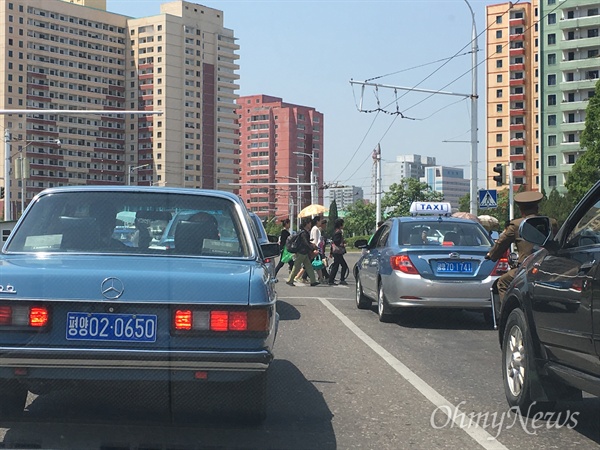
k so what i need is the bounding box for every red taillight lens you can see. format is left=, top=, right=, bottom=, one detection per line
left=29, top=307, right=48, bottom=327
left=390, top=255, right=419, bottom=274
left=210, top=311, right=229, bottom=332
left=228, top=311, right=247, bottom=331
left=491, top=257, right=510, bottom=276
left=174, top=309, right=193, bottom=330
left=0, top=306, right=12, bottom=325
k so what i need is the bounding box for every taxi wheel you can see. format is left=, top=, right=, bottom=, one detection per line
left=0, top=381, right=28, bottom=418
left=377, top=284, right=396, bottom=323
left=355, top=278, right=371, bottom=310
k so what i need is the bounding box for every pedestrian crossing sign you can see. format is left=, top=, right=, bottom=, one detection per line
left=478, top=190, right=498, bottom=209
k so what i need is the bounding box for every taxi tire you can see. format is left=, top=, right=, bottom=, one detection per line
left=377, top=284, right=396, bottom=323
left=355, top=278, right=371, bottom=310
left=0, top=380, right=28, bottom=418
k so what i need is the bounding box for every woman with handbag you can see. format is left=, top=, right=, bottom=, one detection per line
left=286, top=217, right=319, bottom=287
left=328, top=218, right=349, bottom=286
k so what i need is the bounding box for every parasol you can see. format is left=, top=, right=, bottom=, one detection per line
left=451, top=212, right=480, bottom=223
left=477, top=215, right=500, bottom=232
left=298, top=204, right=327, bottom=218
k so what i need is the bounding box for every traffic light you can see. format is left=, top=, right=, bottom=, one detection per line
left=0, top=187, right=4, bottom=199
left=492, top=164, right=505, bottom=186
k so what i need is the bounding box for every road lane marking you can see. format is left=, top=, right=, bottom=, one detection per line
left=318, top=297, right=509, bottom=450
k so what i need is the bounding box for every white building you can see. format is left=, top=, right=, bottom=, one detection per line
left=381, top=154, right=436, bottom=193
left=421, top=166, right=469, bottom=211
left=329, top=185, right=363, bottom=210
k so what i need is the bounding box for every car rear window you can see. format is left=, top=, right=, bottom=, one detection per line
left=399, top=221, right=492, bottom=247
left=5, top=191, right=250, bottom=257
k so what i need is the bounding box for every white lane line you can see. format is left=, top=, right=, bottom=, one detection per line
left=318, top=297, right=509, bottom=450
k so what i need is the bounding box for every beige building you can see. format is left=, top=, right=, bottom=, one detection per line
left=0, top=0, right=239, bottom=218
left=486, top=1, right=540, bottom=192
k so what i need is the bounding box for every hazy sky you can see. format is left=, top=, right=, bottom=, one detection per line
left=107, top=0, right=499, bottom=198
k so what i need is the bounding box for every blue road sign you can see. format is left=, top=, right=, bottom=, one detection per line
left=479, top=189, right=498, bottom=209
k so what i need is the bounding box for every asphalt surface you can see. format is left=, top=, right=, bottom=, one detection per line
left=1, top=252, right=599, bottom=449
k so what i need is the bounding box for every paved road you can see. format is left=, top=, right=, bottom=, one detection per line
left=1, top=252, right=599, bottom=449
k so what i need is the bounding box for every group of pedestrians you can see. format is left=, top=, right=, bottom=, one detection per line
left=274, top=215, right=348, bottom=287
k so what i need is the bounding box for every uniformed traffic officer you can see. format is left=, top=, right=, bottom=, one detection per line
left=485, top=191, right=544, bottom=302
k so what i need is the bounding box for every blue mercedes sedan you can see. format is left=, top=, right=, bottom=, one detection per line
left=0, top=186, right=280, bottom=423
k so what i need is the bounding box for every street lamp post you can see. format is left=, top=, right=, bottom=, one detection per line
left=276, top=175, right=302, bottom=232
left=464, top=0, right=478, bottom=216
left=292, top=151, right=316, bottom=205
left=128, top=163, right=151, bottom=186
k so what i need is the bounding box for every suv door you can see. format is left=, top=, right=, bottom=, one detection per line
left=532, top=194, right=600, bottom=376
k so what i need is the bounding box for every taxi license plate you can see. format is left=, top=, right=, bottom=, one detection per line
left=437, top=261, right=473, bottom=273
left=66, top=312, right=157, bottom=342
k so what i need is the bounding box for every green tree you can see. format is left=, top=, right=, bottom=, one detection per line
left=382, top=178, right=443, bottom=218
left=565, top=79, right=600, bottom=203
left=344, top=199, right=376, bottom=236
left=539, top=189, right=574, bottom=227
left=326, top=200, right=339, bottom=238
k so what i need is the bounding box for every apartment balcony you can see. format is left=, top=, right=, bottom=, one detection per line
left=27, top=83, right=49, bottom=91
left=561, top=36, right=600, bottom=51
left=509, top=63, right=525, bottom=71
left=509, top=48, right=525, bottom=57
left=513, top=169, right=527, bottom=177
left=562, top=57, right=600, bottom=72
left=509, top=33, right=525, bottom=41
left=138, top=62, right=153, bottom=70
left=559, top=15, right=600, bottom=30
left=561, top=121, right=586, bottom=132
left=509, top=18, right=526, bottom=26
left=509, top=78, right=525, bottom=86
left=510, top=154, right=526, bottom=162
left=510, top=123, right=526, bottom=131
left=559, top=100, right=589, bottom=112
left=510, top=139, right=526, bottom=146
left=510, top=93, right=525, bottom=101
left=510, top=108, right=526, bottom=116
left=138, top=73, right=154, bottom=80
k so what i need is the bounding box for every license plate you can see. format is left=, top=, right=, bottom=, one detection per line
left=436, top=261, right=473, bottom=273
left=66, top=312, right=157, bottom=342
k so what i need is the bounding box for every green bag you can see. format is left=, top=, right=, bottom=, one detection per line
left=280, top=247, right=294, bottom=263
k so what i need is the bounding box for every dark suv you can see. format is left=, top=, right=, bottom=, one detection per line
left=499, top=180, right=600, bottom=413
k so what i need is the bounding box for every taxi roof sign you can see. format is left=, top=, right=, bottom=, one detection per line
left=409, top=202, right=452, bottom=216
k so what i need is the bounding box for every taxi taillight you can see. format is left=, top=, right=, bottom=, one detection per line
left=173, top=308, right=270, bottom=333
left=0, top=305, right=49, bottom=328
left=390, top=255, right=419, bottom=274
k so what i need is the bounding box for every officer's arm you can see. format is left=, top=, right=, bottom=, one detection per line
left=486, top=224, right=516, bottom=261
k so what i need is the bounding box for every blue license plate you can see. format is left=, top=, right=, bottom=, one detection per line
left=437, top=261, right=473, bottom=273
left=66, top=312, right=157, bottom=342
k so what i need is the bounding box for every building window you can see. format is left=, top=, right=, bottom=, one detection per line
left=496, top=134, right=503, bottom=143
left=547, top=34, right=556, bottom=45
left=496, top=148, right=502, bottom=157
left=548, top=94, right=556, bottom=106
left=496, top=44, right=503, bottom=53
left=496, top=104, right=503, bottom=112
left=548, top=13, right=556, bottom=24
left=496, top=119, right=503, bottom=127
left=497, top=74, right=503, bottom=83
left=548, top=176, right=557, bottom=188
left=548, top=155, right=556, bottom=166
left=547, top=53, right=556, bottom=65
left=548, top=115, right=556, bottom=126
left=567, top=154, right=576, bottom=164
left=548, top=135, right=557, bottom=146
left=496, top=60, right=503, bottom=68
left=548, top=74, right=556, bottom=85
left=496, top=30, right=502, bottom=38
left=496, top=15, right=503, bottom=24
left=496, top=89, right=503, bottom=98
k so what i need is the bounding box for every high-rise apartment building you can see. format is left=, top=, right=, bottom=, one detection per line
left=381, top=154, right=436, bottom=195
left=422, top=166, right=469, bottom=211
left=486, top=1, right=540, bottom=192
left=236, top=95, right=324, bottom=221
left=329, top=185, right=363, bottom=211
left=0, top=0, right=239, bottom=217
left=540, top=0, right=600, bottom=193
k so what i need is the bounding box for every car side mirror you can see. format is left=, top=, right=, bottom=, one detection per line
left=261, top=242, right=280, bottom=258
left=354, top=239, right=368, bottom=249
left=519, top=216, right=551, bottom=246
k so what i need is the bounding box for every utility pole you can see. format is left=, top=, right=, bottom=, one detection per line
left=4, top=130, right=11, bottom=221
left=373, top=145, right=382, bottom=226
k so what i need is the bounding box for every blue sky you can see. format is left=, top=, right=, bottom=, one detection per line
left=107, top=0, right=498, bottom=197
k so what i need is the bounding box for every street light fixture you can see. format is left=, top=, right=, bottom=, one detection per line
left=292, top=151, right=316, bottom=205
left=128, top=163, right=151, bottom=186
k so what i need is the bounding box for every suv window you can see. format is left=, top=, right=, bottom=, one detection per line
left=565, top=199, right=600, bottom=248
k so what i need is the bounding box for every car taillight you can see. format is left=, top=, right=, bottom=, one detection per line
left=0, top=306, right=49, bottom=328
left=173, top=308, right=270, bottom=333
left=491, top=257, right=510, bottom=276
left=390, top=255, right=419, bottom=274
left=29, top=307, right=49, bottom=327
